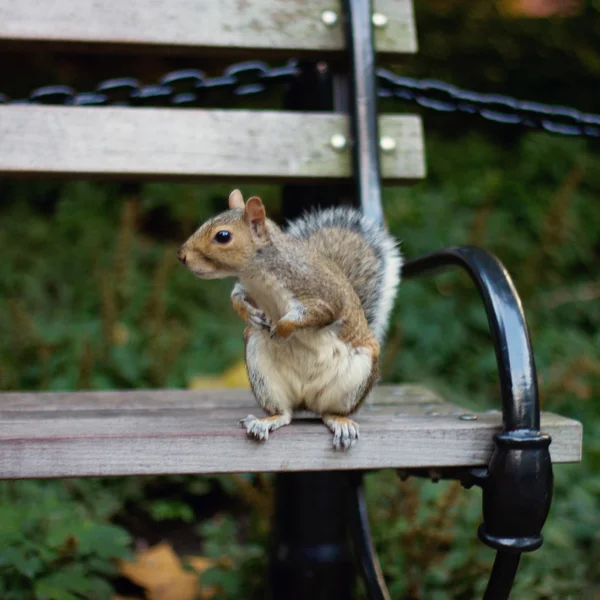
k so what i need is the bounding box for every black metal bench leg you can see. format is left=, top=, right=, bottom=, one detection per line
left=483, top=553, right=521, bottom=600
left=269, top=472, right=355, bottom=600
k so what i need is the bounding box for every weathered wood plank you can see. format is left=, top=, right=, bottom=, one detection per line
left=0, top=0, right=417, bottom=56
left=0, top=386, right=582, bottom=479
left=0, top=106, right=426, bottom=182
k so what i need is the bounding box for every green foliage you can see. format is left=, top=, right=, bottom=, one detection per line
left=0, top=480, right=131, bottom=599
left=196, top=515, right=267, bottom=600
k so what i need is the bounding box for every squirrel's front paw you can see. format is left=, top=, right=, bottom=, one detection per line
left=246, top=305, right=272, bottom=330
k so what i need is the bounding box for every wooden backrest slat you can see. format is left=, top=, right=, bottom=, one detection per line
left=0, top=0, right=417, bottom=57
left=0, top=106, right=425, bottom=182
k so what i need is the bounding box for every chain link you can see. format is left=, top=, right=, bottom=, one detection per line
left=376, top=68, right=600, bottom=138
left=1, top=60, right=598, bottom=138
left=0, top=60, right=301, bottom=108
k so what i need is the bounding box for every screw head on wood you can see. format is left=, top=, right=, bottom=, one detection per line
left=379, top=136, right=396, bottom=152
left=372, top=12, right=389, bottom=28
left=330, top=133, right=347, bottom=151
left=321, top=10, right=338, bottom=26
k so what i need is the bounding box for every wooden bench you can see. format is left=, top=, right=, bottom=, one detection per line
left=0, top=1, right=583, bottom=599
left=0, top=386, right=581, bottom=479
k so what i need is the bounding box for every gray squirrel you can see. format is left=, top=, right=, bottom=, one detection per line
left=177, top=190, right=402, bottom=450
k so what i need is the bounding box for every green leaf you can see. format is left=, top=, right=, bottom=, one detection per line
left=75, top=522, right=132, bottom=560
left=34, top=565, right=92, bottom=599
left=0, top=547, right=43, bottom=578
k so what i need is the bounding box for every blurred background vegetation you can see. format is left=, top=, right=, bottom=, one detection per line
left=1, top=1, right=599, bottom=598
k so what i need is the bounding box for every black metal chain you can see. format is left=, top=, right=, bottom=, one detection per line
left=376, top=68, right=600, bottom=138
left=1, top=59, right=598, bottom=138
left=0, top=60, right=302, bottom=108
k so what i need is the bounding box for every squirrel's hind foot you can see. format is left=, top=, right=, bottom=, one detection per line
left=240, top=413, right=292, bottom=441
left=322, top=414, right=359, bottom=451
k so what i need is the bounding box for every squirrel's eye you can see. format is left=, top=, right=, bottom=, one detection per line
left=214, top=230, right=232, bottom=244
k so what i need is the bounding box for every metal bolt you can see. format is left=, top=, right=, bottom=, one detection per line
left=459, top=414, right=478, bottom=421
left=372, top=12, right=389, bottom=28
left=330, top=133, right=347, bottom=151
left=316, top=61, right=329, bottom=74
left=379, top=136, right=396, bottom=152
left=321, top=10, right=338, bottom=26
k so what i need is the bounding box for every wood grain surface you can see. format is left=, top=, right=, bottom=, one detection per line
left=0, top=0, right=417, bottom=56
left=0, top=386, right=582, bottom=479
left=0, top=106, right=426, bottom=182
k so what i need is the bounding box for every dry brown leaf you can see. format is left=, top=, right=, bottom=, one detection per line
left=186, top=556, right=214, bottom=573
left=119, top=542, right=216, bottom=600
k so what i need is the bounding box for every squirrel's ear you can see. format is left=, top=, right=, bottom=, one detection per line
left=244, top=196, right=267, bottom=237
left=228, top=189, right=245, bottom=210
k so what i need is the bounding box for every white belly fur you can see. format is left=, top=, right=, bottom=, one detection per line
left=246, top=327, right=373, bottom=415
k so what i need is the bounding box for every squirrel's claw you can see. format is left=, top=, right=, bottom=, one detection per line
left=239, top=413, right=292, bottom=441
left=247, top=308, right=271, bottom=330
left=241, top=299, right=271, bottom=330
left=322, top=415, right=360, bottom=451
left=231, top=285, right=272, bottom=330
left=240, top=414, right=270, bottom=440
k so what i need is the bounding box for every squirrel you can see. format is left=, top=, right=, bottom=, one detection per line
left=177, top=189, right=402, bottom=451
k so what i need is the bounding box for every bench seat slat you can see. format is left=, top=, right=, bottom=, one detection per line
left=0, top=106, right=425, bottom=182
left=0, top=386, right=582, bottom=479
left=0, top=0, right=417, bottom=56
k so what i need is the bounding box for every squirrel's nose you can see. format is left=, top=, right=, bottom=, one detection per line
left=177, top=247, right=187, bottom=265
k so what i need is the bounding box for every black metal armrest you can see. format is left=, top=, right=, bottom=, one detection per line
left=403, top=245, right=553, bottom=600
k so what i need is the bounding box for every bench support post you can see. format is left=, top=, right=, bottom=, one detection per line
left=269, top=472, right=355, bottom=600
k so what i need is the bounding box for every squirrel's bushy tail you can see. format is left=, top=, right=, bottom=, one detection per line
left=286, top=207, right=402, bottom=343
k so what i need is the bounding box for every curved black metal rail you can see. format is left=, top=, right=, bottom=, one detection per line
left=348, top=474, right=391, bottom=600
left=403, top=247, right=554, bottom=600
left=403, top=247, right=540, bottom=432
